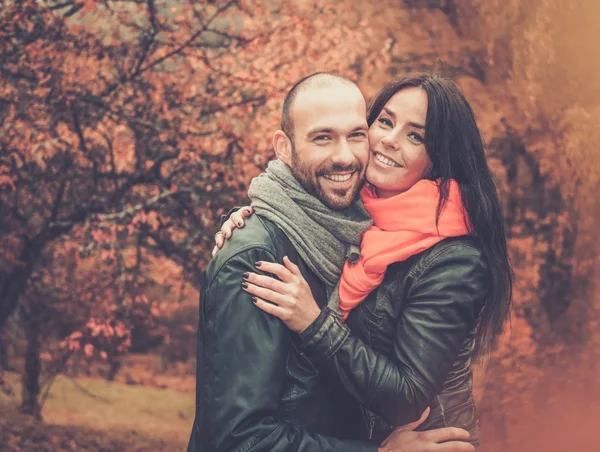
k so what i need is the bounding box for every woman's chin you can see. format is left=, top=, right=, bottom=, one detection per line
left=365, top=168, right=388, bottom=189
left=365, top=171, right=412, bottom=198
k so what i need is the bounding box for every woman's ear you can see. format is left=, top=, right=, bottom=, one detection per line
left=273, top=130, right=293, bottom=165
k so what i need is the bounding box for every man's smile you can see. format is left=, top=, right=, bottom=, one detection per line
left=322, top=172, right=354, bottom=182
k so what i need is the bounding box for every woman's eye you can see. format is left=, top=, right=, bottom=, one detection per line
left=377, top=117, right=393, bottom=127
left=408, top=132, right=424, bottom=144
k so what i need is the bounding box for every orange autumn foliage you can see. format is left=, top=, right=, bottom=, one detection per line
left=0, top=0, right=371, bottom=418
left=0, top=0, right=371, bottom=328
left=1, top=1, right=599, bottom=451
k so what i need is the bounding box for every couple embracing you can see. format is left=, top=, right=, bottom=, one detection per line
left=188, top=72, right=512, bottom=452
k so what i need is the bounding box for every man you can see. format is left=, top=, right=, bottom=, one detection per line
left=188, top=73, right=474, bottom=452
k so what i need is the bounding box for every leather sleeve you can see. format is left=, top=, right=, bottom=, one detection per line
left=195, top=247, right=377, bottom=452
left=298, top=245, right=487, bottom=427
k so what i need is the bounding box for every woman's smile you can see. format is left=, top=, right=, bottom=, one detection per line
left=371, top=150, right=402, bottom=168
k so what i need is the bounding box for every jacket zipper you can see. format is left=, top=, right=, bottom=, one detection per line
left=362, top=406, right=375, bottom=440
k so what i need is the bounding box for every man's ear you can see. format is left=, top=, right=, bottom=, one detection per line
left=273, top=130, right=293, bottom=165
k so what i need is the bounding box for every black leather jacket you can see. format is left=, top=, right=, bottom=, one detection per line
left=187, top=215, right=376, bottom=452
left=297, top=237, right=487, bottom=449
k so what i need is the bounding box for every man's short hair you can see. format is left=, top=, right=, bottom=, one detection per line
left=280, top=72, right=357, bottom=144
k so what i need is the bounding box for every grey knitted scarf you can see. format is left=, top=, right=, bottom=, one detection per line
left=248, top=160, right=372, bottom=301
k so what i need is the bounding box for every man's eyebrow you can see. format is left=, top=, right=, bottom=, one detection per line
left=306, top=125, right=368, bottom=136
left=306, top=127, right=334, bottom=136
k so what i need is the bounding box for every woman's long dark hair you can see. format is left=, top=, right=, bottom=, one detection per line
left=367, top=73, right=512, bottom=356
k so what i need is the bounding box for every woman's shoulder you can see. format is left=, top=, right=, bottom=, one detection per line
left=427, top=236, right=483, bottom=257
left=410, top=236, right=486, bottom=278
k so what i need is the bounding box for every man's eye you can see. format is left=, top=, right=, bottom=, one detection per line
left=350, top=132, right=367, bottom=138
left=314, top=135, right=331, bottom=141
left=378, top=117, right=393, bottom=127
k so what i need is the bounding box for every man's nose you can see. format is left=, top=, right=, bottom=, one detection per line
left=331, top=139, right=356, bottom=166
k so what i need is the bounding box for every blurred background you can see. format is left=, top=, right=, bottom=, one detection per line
left=1, top=0, right=599, bottom=451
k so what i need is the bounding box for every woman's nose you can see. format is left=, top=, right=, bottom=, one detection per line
left=381, top=132, right=398, bottom=151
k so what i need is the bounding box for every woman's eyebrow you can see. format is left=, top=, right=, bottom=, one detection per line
left=382, top=107, right=396, bottom=119
left=408, top=121, right=425, bottom=130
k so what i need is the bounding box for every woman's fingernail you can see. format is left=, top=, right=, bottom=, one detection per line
left=255, top=262, right=262, bottom=267
left=252, top=297, right=258, bottom=303
left=241, top=282, right=248, bottom=289
left=242, top=272, right=249, bottom=280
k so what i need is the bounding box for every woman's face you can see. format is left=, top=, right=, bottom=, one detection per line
left=366, top=87, right=433, bottom=198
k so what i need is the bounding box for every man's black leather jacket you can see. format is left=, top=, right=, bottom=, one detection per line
left=187, top=215, right=376, bottom=452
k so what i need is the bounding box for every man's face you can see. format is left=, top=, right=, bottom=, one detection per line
left=288, top=84, right=369, bottom=210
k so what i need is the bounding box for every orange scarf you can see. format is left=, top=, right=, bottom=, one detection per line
left=338, top=179, right=470, bottom=321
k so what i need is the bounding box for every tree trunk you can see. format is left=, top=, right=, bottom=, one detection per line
left=1, top=224, right=73, bottom=333
left=0, top=268, right=31, bottom=334
left=106, top=356, right=122, bottom=381
left=20, top=314, right=42, bottom=420
left=0, top=334, right=9, bottom=369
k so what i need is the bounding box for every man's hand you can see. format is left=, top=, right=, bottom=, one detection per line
left=378, top=408, right=474, bottom=452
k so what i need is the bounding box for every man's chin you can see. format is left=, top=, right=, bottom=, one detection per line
left=320, top=190, right=358, bottom=211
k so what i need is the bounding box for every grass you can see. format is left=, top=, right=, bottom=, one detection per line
left=0, top=371, right=195, bottom=451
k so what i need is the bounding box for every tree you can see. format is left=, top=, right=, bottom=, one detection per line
left=0, top=0, right=370, bottom=416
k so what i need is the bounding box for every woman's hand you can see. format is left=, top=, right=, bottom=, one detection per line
left=379, top=407, right=474, bottom=452
left=242, top=256, right=321, bottom=334
left=212, top=206, right=254, bottom=256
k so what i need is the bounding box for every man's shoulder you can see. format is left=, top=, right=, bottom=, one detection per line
left=205, top=215, right=290, bottom=282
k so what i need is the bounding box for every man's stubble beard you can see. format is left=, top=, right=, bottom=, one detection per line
left=289, top=146, right=365, bottom=211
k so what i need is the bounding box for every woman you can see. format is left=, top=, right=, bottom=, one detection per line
left=213, top=73, right=512, bottom=450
